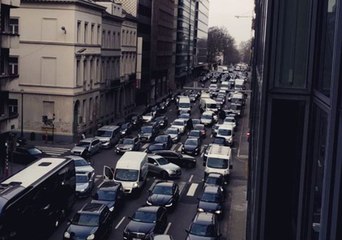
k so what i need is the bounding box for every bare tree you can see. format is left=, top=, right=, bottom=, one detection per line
left=239, top=39, right=252, bottom=64
left=207, top=26, right=240, bottom=65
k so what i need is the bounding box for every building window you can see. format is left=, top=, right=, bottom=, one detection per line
left=82, top=99, right=87, bottom=123
left=84, top=22, right=89, bottom=43
left=76, top=59, right=81, bottom=86
left=8, top=99, right=18, bottom=116
left=9, top=18, right=19, bottom=34
left=77, top=21, right=81, bottom=43
left=9, top=57, right=18, bottom=75
left=97, top=24, right=101, bottom=44
left=91, top=23, right=95, bottom=44
left=102, top=30, right=106, bottom=46
left=314, top=0, right=337, bottom=97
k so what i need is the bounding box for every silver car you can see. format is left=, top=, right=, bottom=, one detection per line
left=75, top=171, right=95, bottom=198
left=66, top=155, right=94, bottom=173
left=70, top=137, right=101, bottom=157
left=147, top=154, right=182, bottom=179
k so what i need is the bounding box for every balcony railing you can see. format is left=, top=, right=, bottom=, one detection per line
left=1, top=32, right=19, bottom=49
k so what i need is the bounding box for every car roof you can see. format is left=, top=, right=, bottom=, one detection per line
left=80, top=202, right=106, bottom=214
left=193, top=212, right=216, bottom=224
left=137, top=206, right=161, bottom=213
left=154, top=181, right=174, bottom=188
left=98, top=180, right=121, bottom=190
left=203, top=185, right=221, bottom=193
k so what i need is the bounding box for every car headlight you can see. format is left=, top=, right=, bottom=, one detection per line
left=146, top=200, right=152, bottom=205
left=215, top=210, right=221, bottom=214
left=109, top=206, right=114, bottom=212
left=165, top=202, right=173, bottom=207
left=121, top=131, right=126, bottom=135
left=127, top=148, right=132, bottom=151
left=87, top=234, right=95, bottom=240
left=133, top=182, right=139, bottom=188
left=198, top=208, right=204, bottom=212
left=64, top=232, right=71, bottom=238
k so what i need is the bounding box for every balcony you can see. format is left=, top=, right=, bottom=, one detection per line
left=1, top=0, right=20, bottom=7
left=0, top=112, right=18, bottom=121
left=1, top=32, right=19, bottom=49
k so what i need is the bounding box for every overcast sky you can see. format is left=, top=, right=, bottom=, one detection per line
left=208, top=0, right=254, bottom=46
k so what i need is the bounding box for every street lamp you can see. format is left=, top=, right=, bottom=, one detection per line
left=20, top=89, right=24, bottom=138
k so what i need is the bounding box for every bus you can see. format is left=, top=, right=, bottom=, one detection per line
left=0, top=157, right=76, bottom=239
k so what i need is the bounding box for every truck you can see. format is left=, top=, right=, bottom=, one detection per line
left=204, top=145, right=233, bottom=181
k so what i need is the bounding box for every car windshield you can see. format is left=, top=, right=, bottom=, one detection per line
left=179, top=103, right=190, bottom=108
left=133, top=211, right=156, bottom=223
left=156, top=157, right=169, bottom=165
left=185, top=139, right=198, bottom=146
left=74, top=159, right=89, bottom=167
left=190, top=223, right=216, bottom=237
left=27, top=148, right=42, bottom=155
left=218, top=129, right=232, bottom=136
left=149, top=144, right=164, bottom=151
left=141, top=127, right=153, bottom=133
left=122, top=138, right=134, bottom=144
left=207, top=157, right=228, bottom=169
left=192, top=119, right=201, bottom=125
left=189, top=131, right=200, bottom=137
left=114, top=169, right=139, bottom=181
left=155, top=136, right=167, bottom=142
left=202, top=114, right=212, bottom=119
left=173, top=120, right=184, bottom=126
left=76, top=175, right=89, bottom=183
left=206, top=176, right=222, bottom=185
left=194, top=125, right=204, bottom=130
left=97, top=190, right=116, bottom=201
left=76, top=141, right=90, bottom=147
left=166, top=129, right=178, bottom=134
left=224, top=118, right=234, bottom=123
left=152, top=185, right=173, bottom=195
left=179, top=114, right=189, bottom=119
left=201, top=192, right=221, bottom=202
left=72, top=213, right=99, bottom=227
left=207, top=104, right=217, bottom=108
left=96, top=130, right=112, bottom=137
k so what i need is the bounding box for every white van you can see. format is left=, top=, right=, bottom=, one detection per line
left=231, top=92, right=245, bottom=106
left=216, top=125, right=234, bottom=146
left=234, top=79, right=246, bottom=90
left=200, top=98, right=219, bottom=113
left=103, top=151, right=148, bottom=195
left=178, top=96, right=191, bottom=113
left=95, top=125, right=120, bottom=148
left=204, top=144, right=232, bottom=181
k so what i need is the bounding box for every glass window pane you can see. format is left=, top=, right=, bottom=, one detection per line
left=315, top=0, right=337, bottom=97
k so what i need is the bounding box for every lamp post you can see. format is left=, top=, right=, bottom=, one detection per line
left=20, top=90, right=24, bottom=138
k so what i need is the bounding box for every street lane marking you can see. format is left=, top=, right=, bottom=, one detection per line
left=164, top=222, right=172, bottom=234
left=171, top=144, right=177, bottom=151
left=96, top=175, right=102, bottom=178
left=188, top=174, right=194, bottom=183
left=237, top=110, right=246, bottom=158
left=142, top=143, right=149, bottom=149
left=115, top=217, right=125, bottom=229
left=186, top=183, right=198, bottom=196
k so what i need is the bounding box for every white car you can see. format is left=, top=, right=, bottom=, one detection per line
left=223, top=116, right=236, bottom=130
left=171, top=119, right=187, bottom=134
left=216, top=125, right=234, bottom=146
left=200, top=111, right=217, bottom=126
left=70, top=138, right=101, bottom=157
left=66, top=155, right=94, bottom=173
left=142, top=112, right=155, bottom=123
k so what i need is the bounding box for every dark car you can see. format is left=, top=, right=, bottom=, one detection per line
left=212, top=137, right=229, bottom=146
left=91, top=181, right=124, bottom=214
left=154, top=135, right=173, bottom=149
left=203, top=173, right=225, bottom=196
left=182, top=137, right=201, bottom=156
left=119, top=122, right=133, bottom=137
left=197, top=186, right=225, bottom=219
left=146, top=181, right=180, bottom=209
left=63, top=202, right=112, bottom=240
left=126, top=114, right=143, bottom=129
left=192, top=119, right=201, bottom=125
left=185, top=212, right=221, bottom=240
left=153, top=150, right=196, bottom=168
left=158, top=102, right=168, bottom=113
left=146, top=143, right=168, bottom=153
left=123, top=206, right=168, bottom=240
left=188, top=130, right=202, bottom=139
left=12, top=145, right=49, bottom=164
left=153, top=116, right=169, bottom=129
left=165, top=127, right=181, bottom=143
left=194, top=124, right=207, bottom=138
left=139, top=125, right=158, bottom=142
left=115, top=137, right=141, bottom=154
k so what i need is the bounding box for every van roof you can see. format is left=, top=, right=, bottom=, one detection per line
left=203, top=98, right=216, bottom=104
left=97, top=125, right=120, bottom=131
left=116, top=152, right=147, bottom=169
left=207, top=144, right=231, bottom=157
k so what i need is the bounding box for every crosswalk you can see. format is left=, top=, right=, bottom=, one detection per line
left=36, top=146, right=71, bottom=156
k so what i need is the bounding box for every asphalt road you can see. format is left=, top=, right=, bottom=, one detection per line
left=47, top=79, right=250, bottom=240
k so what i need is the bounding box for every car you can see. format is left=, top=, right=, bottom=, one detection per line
left=70, top=137, right=101, bottom=157
left=142, top=112, right=156, bottom=123
left=154, top=135, right=173, bottom=150
left=66, top=155, right=94, bottom=173
left=139, top=125, right=159, bottom=142
left=63, top=202, right=112, bottom=240
left=200, top=111, right=216, bottom=126
left=185, top=212, right=221, bottom=240
left=12, top=145, right=49, bottom=164
left=147, top=154, right=182, bottom=179
left=182, top=137, right=201, bottom=156
left=178, top=112, right=190, bottom=121
left=165, top=127, right=181, bottom=143
left=91, top=181, right=125, bottom=213
left=216, top=125, right=234, bottom=146
left=192, top=118, right=201, bottom=125
left=153, top=235, right=174, bottom=240
left=146, top=143, right=168, bottom=153
left=193, top=124, right=207, bottom=138
left=119, top=122, right=133, bottom=137
left=171, top=119, right=187, bottom=134
left=152, top=150, right=196, bottom=168
left=125, top=113, right=143, bottom=129
left=123, top=206, right=168, bottom=240
left=153, top=116, right=169, bottom=129
left=115, top=136, right=141, bottom=154
left=223, top=116, right=237, bottom=130
left=189, top=94, right=197, bottom=102
left=212, top=136, right=229, bottom=146
left=210, top=78, right=218, bottom=84
left=146, top=181, right=180, bottom=209
left=197, top=185, right=225, bottom=218
left=75, top=171, right=96, bottom=198
left=188, top=130, right=202, bottom=139
left=203, top=173, right=226, bottom=195
left=211, top=124, right=220, bottom=137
